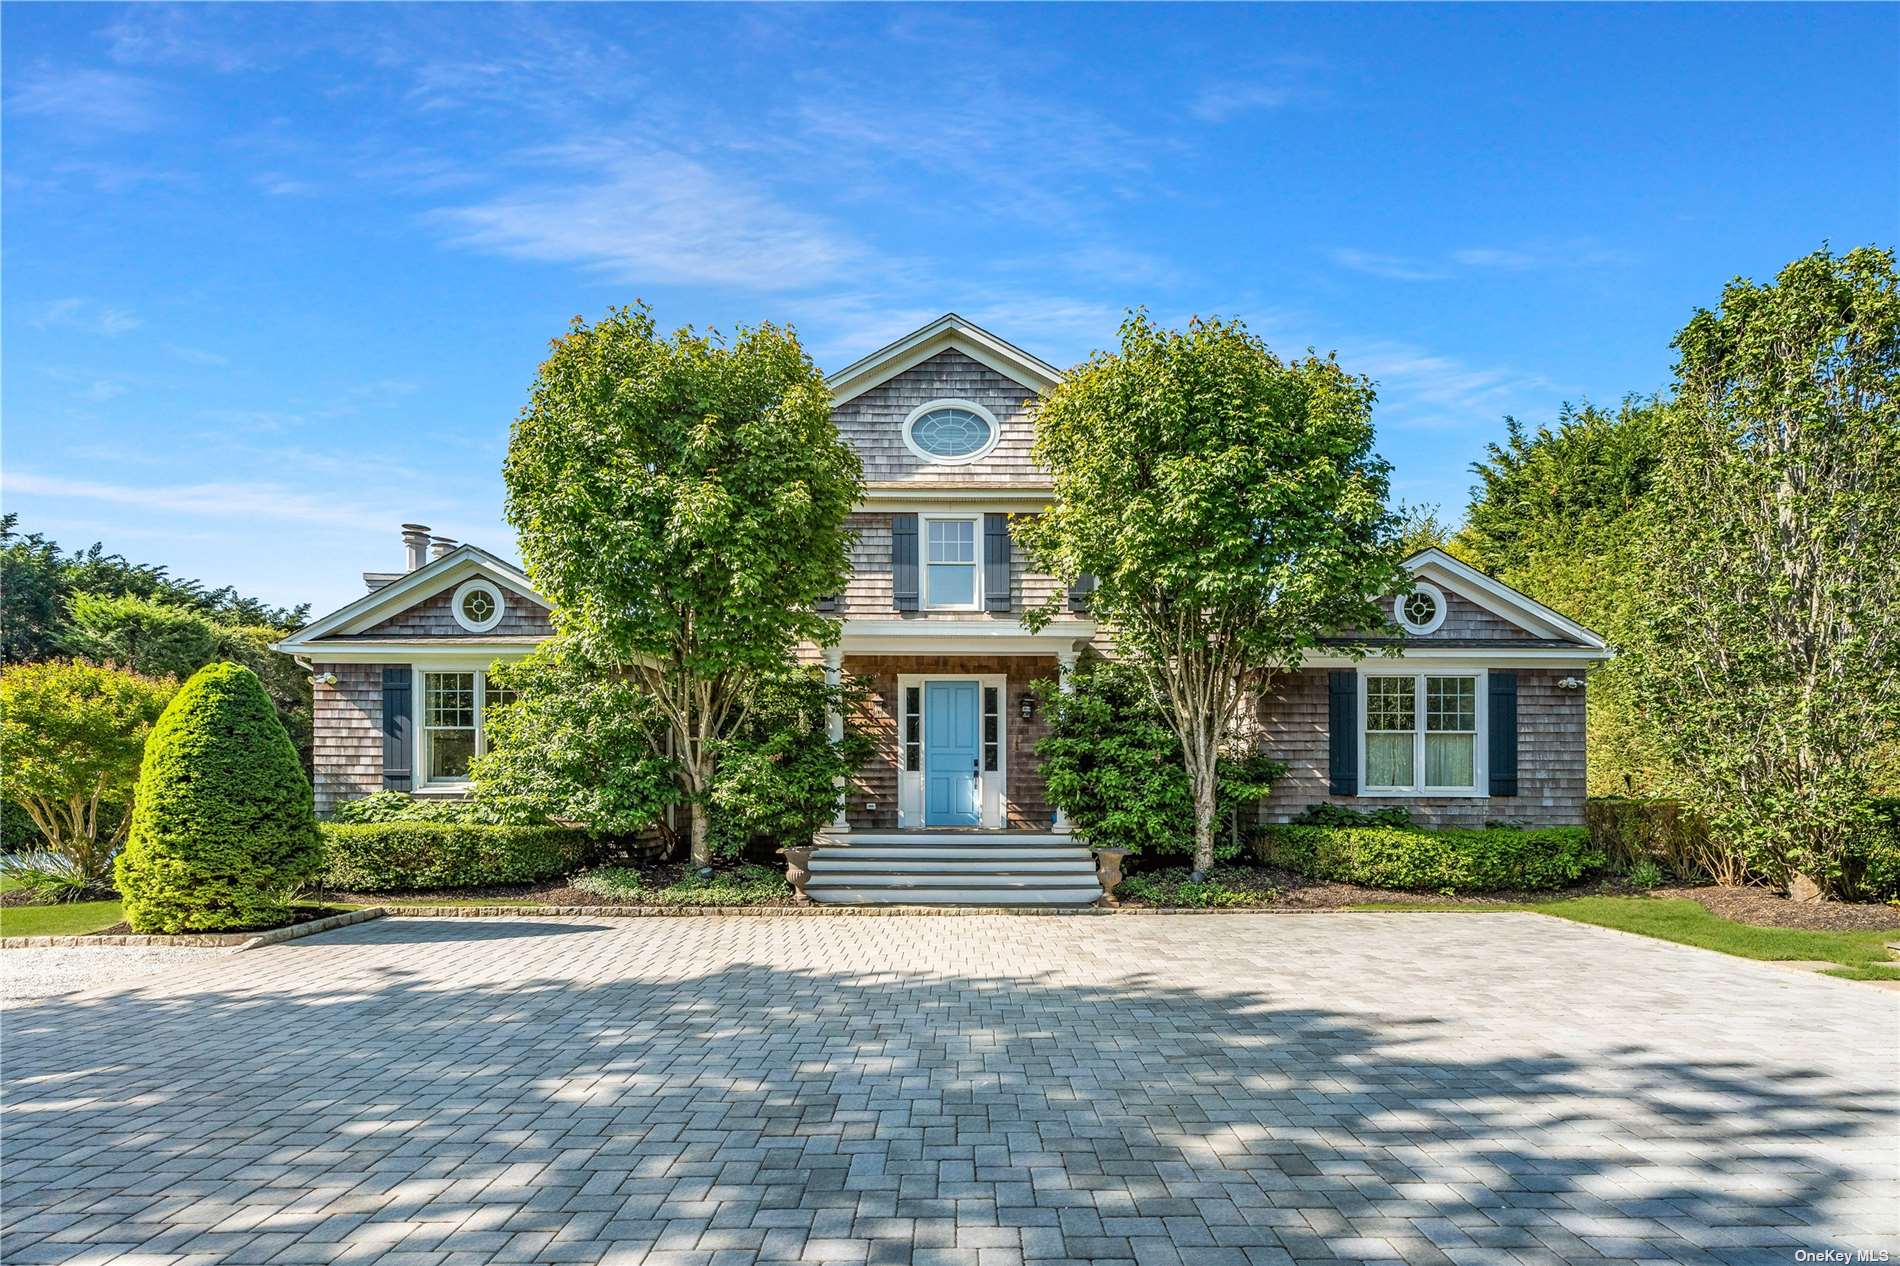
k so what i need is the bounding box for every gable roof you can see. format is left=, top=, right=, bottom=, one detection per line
left=825, top=313, right=1063, bottom=406
left=275, top=543, right=545, bottom=650
left=1402, top=547, right=1608, bottom=649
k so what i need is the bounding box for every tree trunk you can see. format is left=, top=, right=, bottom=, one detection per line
left=689, top=798, right=712, bottom=869
left=1189, top=747, right=1219, bottom=881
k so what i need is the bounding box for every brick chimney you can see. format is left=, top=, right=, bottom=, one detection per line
left=401, top=524, right=431, bottom=571
left=429, top=534, right=458, bottom=560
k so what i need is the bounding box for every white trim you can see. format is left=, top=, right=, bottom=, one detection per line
left=451, top=578, right=507, bottom=633
left=839, top=618, right=1094, bottom=657
left=920, top=512, right=983, bottom=611
left=895, top=673, right=1008, bottom=829
left=1395, top=580, right=1448, bottom=636
left=1357, top=665, right=1488, bottom=798
left=1402, top=548, right=1609, bottom=649
left=1302, top=646, right=1607, bottom=668
left=274, top=544, right=543, bottom=650
left=901, top=399, right=1003, bottom=466
left=274, top=640, right=543, bottom=662
left=860, top=487, right=1052, bottom=509
left=825, top=313, right=1062, bottom=406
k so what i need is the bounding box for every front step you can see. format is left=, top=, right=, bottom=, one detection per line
left=806, top=831, right=1101, bottom=907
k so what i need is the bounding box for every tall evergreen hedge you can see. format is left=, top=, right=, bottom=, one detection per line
left=116, top=662, right=322, bottom=932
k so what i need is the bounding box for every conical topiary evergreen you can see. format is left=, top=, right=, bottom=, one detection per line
left=116, top=661, right=322, bottom=932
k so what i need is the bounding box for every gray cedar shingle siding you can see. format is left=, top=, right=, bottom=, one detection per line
left=1390, top=589, right=1529, bottom=640
left=1256, top=667, right=1586, bottom=828
left=840, top=512, right=1063, bottom=618
left=833, top=349, right=1044, bottom=486
left=355, top=583, right=552, bottom=638
left=312, top=662, right=383, bottom=814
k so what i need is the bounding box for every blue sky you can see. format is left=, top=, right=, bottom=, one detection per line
left=5, top=3, right=1895, bottom=614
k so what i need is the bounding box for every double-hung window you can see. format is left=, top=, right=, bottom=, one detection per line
left=923, top=516, right=979, bottom=609
left=1362, top=671, right=1483, bottom=794
left=420, top=670, right=511, bottom=785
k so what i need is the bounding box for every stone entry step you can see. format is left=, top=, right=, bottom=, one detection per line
left=806, top=831, right=1102, bottom=907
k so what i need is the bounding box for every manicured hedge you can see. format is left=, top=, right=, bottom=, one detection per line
left=320, top=822, right=594, bottom=891
left=1259, top=824, right=1603, bottom=893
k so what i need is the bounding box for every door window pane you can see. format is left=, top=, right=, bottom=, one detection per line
left=982, top=686, right=999, bottom=772
left=904, top=686, right=921, bottom=772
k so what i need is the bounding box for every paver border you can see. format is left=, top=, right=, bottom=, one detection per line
left=0, top=906, right=386, bottom=951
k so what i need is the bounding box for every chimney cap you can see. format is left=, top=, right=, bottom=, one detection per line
left=401, top=522, right=431, bottom=533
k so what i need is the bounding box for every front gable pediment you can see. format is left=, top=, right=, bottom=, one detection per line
left=1392, top=549, right=1607, bottom=647
left=275, top=546, right=551, bottom=650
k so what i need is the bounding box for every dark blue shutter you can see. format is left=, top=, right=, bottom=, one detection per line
left=1067, top=573, right=1097, bottom=613
left=983, top=514, right=1011, bottom=613
left=1327, top=671, right=1358, bottom=796
left=891, top=514, right=919, bottom=612
left=1489, top=672, right=1519, bottom=796
left=382, top=666, right=413, bottom=791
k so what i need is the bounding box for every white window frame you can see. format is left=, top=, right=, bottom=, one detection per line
left=921, top=513, right=983, bottom=611
left=451, top=578, right=507, bottom=633
left=415, top=664, right=511, bottom=791
left=894, top=673, right=1008, bottom=829
left=1395, top=580, right=1448, bottom=636
left=1356, top=665, right=1488, bottom=797
left=901, top=399, right=1002, bottom=465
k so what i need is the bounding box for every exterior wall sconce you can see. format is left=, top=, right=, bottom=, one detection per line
left=1019, top=693, right=1035, bottom=720
left=1557, top=677, right=1584, bottom=690
left=313, top=671, right=338, bottom=686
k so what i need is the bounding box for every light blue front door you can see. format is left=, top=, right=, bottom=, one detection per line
left=924, top=681, right=981, bottom=826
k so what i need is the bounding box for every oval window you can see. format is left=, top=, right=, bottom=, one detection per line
left=905, top=403, right=997, bottom=462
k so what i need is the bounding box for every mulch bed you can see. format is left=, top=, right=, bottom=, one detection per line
left=1658, top=884, right=1900, bottom=932
left=90, top=905, right=358, bottom=937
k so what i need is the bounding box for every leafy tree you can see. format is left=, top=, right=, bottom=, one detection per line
left=60, top=592, right=313, bottom=760
left=1457, top=400, right=1673, bottom=794
left=0, top=660, right=177, bottom=890
left=1623, top=245, right=1900, bottom=896
left=1032, top=658, right=1282, bottom=859
left=1, top=514, right=308, bottom=664
left=1018, top=312, right=1405, bottom=877
left=471, top=641, right=681, bottom=840
left=704, top=668, right=873, bottom=857
left=502, top=305, right=863, bottom=866
left=1391, top=504, right=1467, bottom=561
left=116, top=663, right=322, bottom=932
left=472, top=643, right=868, bottom=856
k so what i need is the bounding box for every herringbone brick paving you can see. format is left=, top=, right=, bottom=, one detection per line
left=2, top=913, right=1895, bottom=1266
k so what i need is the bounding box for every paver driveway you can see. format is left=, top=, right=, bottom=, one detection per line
left=4, top=913, right=1896, bottom=1266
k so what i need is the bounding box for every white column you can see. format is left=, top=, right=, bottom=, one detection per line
left=1053, top=646, right=1077, bottom=833
left=823, top=646, right=849, bottom=833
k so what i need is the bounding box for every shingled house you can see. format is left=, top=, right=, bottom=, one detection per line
left=276, top=314, right=1609, bottom=903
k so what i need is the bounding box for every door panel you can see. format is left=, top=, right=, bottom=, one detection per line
left=924, top=681, right=981, bottom=826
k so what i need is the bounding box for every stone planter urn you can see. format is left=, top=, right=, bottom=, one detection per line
left=780, top=845, right=815, bottom=906
left=1094, top=849, right=1128, bottom=908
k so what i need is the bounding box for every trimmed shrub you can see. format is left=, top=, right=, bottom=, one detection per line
left=320, top=822, right=593, bottom=891
left=329, top=791, right=495, bottom=824
left=1259, top=824, right=1603, bottom=893
left=1291, top=802, right=1413, bottom=829
left=116, top=662, right=321, bottom=932
left=1116, top=866, right=1282, bottom=908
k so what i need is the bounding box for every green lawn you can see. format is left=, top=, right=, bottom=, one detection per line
left=1354, top=894, right=1900, bottom=972
left=0, top=899, right=125, bottom=938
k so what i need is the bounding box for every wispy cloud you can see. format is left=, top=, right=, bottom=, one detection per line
left=1350, top=338, right=1558, bottom=432
left=32, top=299, right=143, bottom=336
left=1189, top=81, right=1298, bottom=123
left=1333, top=240, right=1636, bottom=282
left=433, top=143, right=862, bottom=289
left=6, top=66, right=166, bottom=132
left=164, top=344, right=231, bottom=367
left=4, top=471, right=406, bottom=532
left=1330, top=249, right=1453, bottom=283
